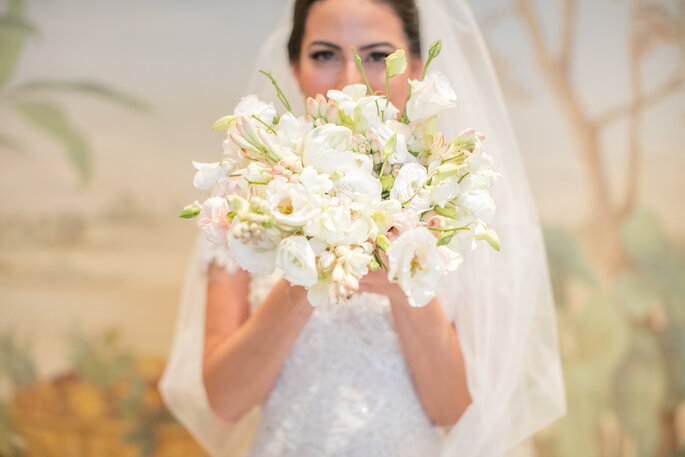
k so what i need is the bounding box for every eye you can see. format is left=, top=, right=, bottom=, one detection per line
left=310, top=50, right=336, bottom=62
left=364, top=51, right=390, bottom=64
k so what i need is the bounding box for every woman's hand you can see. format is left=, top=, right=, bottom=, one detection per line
left=356, top=266, right=408, bottom=305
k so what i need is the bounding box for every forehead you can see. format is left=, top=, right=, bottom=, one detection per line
left=303, top=0, right=408, bottom=47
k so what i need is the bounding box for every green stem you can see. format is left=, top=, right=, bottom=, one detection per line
left=251, top=114, right=277, bottom=135
left=428, top=226, right=471, bottom=233
left=385, top=72, right=390, bottom=108
left=421, top=55, right=435, bottom=81
left=259, top=70, right=292, bottom=112
left=351, top=47, right=374, bottom=96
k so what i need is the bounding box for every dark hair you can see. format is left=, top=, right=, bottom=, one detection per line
left=287, top=0, right=422, bottom=64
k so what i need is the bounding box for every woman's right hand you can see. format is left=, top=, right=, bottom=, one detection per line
left=203, top=268, right=314, bottom=423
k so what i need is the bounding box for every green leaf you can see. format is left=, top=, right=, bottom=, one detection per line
left=0, top=330, right=36, bottom=386
left=0, top=0, right=32, bottom=88
left=612, top=330, right=666, bottom=457
left=437, top=231, right=455, bottom=246
left=620, top=208, right=668, bottom=263
left=543, top=226, right=596, bottom=305
left=0, top=130, right=25, bottom=154
left=434, top=205, right=458, bottom=219
left=15, top=101, right=92, bottom=184
left=12, top=80, right=148, bottom=111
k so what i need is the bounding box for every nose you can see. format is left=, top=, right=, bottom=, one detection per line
left=340, top=59, right=365, bottom=88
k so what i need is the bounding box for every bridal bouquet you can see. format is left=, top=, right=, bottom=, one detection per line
left=181, top=40, right=500, bottom=307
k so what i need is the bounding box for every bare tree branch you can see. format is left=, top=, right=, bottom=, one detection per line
left=560, top=0, right=576, bottom=71
left=514, top=0, right=556, bottom=73
left=595, top=75, right=684, bottom=128
left=620, top=0, right=642, bottom=221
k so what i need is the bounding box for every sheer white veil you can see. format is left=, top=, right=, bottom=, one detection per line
left=159, top=0, right=567, bottom=456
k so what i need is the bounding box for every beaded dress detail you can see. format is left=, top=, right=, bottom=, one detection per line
left=244, top=271, right=444, bottom=457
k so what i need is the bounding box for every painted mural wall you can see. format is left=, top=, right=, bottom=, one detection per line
left=1, top=0, right=683, bottom=456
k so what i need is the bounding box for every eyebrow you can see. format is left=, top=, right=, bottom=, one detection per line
left=308, top=40, right=397, bottom=51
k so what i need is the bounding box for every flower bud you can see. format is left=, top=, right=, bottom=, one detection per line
left=385, top=49, right=408, bottom=78
left=211, top=114, right=237, bottom=131
left=315, top=94, right=327, bottom=118
left=344, top=274, right=359, bottom=292
left=306, top=97, right=318, bottom=117
left=428, top=39, right=442, bottom=59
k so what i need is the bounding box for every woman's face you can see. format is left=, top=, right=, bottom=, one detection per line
left=292, top=0, right=422, bottom=115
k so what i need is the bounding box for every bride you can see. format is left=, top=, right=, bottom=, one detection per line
left=160, top=0, right=567, bottom=456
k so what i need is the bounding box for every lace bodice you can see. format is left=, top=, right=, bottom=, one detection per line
left=245, top=272, right=444, bottom=457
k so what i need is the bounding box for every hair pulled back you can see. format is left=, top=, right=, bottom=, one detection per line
left=287, top=0, right=422, bottom=64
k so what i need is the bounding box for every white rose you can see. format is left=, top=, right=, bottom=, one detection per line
left=387, top=227, right=444, bottom=307
left=406, top=72, right=457, bottom=122
left=460, top=189, right=496, bottom=224
left=276, top=236, right=318, bottom=287
left=234, top=94, right=277, bottom=125
left=304, top=202, right=350, bottom=246
left=429, top=178, right=461, bottom=207
left=340, top=213, right=378, bottom=246
left=228, top=230, right=279, bottom=275
left=299, top=166, right=333, bottom=195
left=390, top=162, right=428, bottom=204
left=197, top=197, right=230, bottom=244
left=266, top=178, right=322, bottom=229
left=303, top=124, right=354, bottom=174
left=335, top=168, right=382, bottom=203
left=327, top=84, right=368, bottom=115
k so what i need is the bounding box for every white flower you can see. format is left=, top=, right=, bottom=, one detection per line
left=192, top=160, right=236, bottom=190
left=304, top=202, right=350, bottom=246
left=390, top=208, right=420, bottom=235
left=277, top=112, right=312, bottom=153
left=371, top=199, right=402, bottom=232
left=228, top=230, right=279, bottom=275
left=243, top=162, right=271, bottom=184
left=266, top=178, right=321, bottom=229
left=336, top=245, right=373, bottom=279
left=406, top=72, right=456, bottom=122
left=197, top=197, right=230, bottom=244
left=387, top=227, right=444, bottom=307
left=303, top=124, right=354, bottom=174
left=299, top=166, right=333, bottom=194
left=381, top=122, right=415, bottom=165
left=335, top=168, right=382, bottom=204
left=234, top=95, right=277, bottom=125
left=460, top=189, right=496, bottom=224
left=307, top=278, right=335, bottom=307
left=390, top=162, right=428, bottom=204
left=327, top=84, right=368, bottom=115
left=276, top=236, right=318, bottom=287
left=429, top=178, right=461, bottom=207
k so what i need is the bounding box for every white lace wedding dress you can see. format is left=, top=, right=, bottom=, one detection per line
left=241, top=270, right=444, bottom=457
